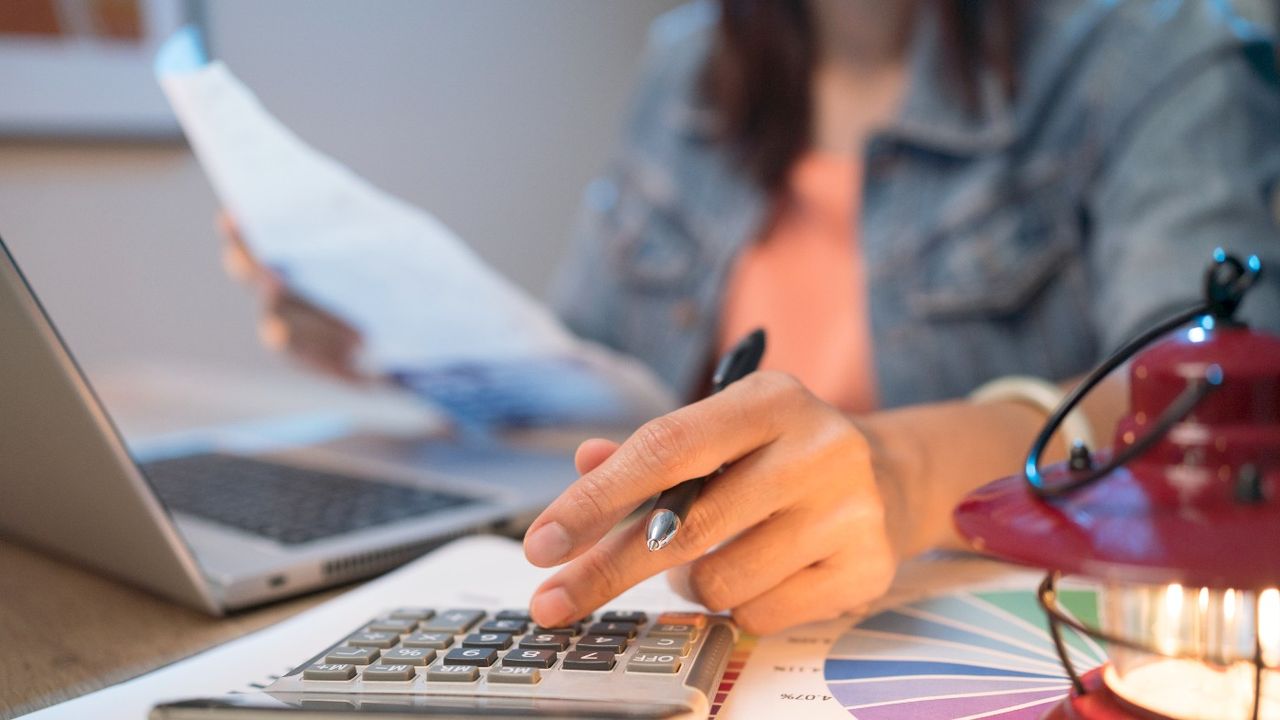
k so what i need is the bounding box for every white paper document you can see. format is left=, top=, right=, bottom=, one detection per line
left=154, top=28, right=675, bottom=427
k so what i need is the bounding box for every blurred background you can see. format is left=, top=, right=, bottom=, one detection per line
left=0, top=0, right=681, bottom=435
left=0, top=0, right=1275, bottom=437
left=0, top=0, right=680, bottom=435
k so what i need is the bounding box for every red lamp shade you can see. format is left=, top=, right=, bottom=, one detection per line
left=954, top=318, right=1280, bottom=588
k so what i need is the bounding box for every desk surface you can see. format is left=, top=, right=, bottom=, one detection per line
left=0, top=539, right=345, bottom=718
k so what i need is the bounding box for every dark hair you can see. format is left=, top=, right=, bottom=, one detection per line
left=704, top=0, right=1023, bottom=194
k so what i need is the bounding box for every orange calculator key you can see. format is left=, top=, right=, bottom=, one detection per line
left=656, top=612, right=707, bottom=628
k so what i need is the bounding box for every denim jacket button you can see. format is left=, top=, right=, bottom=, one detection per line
left=671, top=300, right=699, bottom=329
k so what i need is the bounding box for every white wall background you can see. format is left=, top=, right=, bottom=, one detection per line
left=0, top=1, right=682, bottom=384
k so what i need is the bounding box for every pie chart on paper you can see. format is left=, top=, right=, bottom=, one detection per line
left=823, top=588, right=1106, bottom=719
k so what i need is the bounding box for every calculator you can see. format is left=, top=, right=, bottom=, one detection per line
left=150, top=607, right=738, bottom=719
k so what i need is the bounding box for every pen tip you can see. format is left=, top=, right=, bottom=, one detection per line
left=645, top=510, right=679, bottom=552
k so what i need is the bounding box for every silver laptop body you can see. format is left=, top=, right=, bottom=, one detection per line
left=0, top=237, right=575, bottom=614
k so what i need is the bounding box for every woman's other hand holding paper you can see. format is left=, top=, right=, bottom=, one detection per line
left=218, top=211, right=365, bottom=382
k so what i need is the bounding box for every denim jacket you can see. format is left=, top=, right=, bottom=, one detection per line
left=552, top=0, right=1280, bottom=406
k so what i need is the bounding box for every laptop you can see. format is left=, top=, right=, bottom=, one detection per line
left=0, top=236, right=578, bottom=615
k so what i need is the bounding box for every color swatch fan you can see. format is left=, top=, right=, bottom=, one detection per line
left=824, top=587, right=1105, bottom=719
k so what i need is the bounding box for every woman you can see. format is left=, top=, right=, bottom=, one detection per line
left=226, top=0, right=1280, bottom=633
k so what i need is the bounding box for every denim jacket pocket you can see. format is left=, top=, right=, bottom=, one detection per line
left=908, top=179, right=1082, bottom=320
left=598, top=158, right=705, bottom=297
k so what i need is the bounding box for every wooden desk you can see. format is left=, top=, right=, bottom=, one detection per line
left=0, top=539, right=346, bottom=718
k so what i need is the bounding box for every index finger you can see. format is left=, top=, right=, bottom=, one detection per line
left=218, top=212, right=281, bottom=292
left=522, top=372, right=800, bottom=568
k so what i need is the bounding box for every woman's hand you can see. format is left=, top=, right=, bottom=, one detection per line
left=522, top=371, right=899, bottom=635
left=219, top=212, right=364, bottom=381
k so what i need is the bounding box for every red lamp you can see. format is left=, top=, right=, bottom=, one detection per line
left=955, top=251, right=1280, bottom=719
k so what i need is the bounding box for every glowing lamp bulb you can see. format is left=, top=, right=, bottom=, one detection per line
left=1093, top=583, right=1280, bottom=720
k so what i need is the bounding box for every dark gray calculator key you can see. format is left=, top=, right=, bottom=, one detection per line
left=627, top=652, right=682, bottom=674
left=361, top=663, right=417, bottom=681
left=562, top=650, right=616, bottom=671
left=461, top=632, right=512, bottom=650
left=601, top=611, right=648, bottom=624
left=519, top=633, right=571, bottom=651
left=637, top=635, right=692, bottom=656
left=479, top=619, right=528, bottom=635
left=345, top=631, right=399, bottom=649
left=443, top=647, right=497, bottom=667
left=324, top=646, right=380, bottom=665
left=421, top=609, right=485, bottom=633
left=388, top=607, right=435, bottom=621
left=587, top=621, right=638, bottom=638
left=402, top=632, right=453, bottom=649
left=303, top=663, right=357, bottom=681
left=381, top=647, right=436, bottom=666
left=495, top=609, right=531, bottom=622
left=426, top=663, right=480, bottom=682
left=576, top=635, right=627, bottom=653
left=502, top=648, right=557, bottom=668
left=533, top=623, right=582, bottom=635
left=365, top=617, right=418, bottom=634
left=489, top=666, right=541, bottom=684
left=647, top=623, right=698, bottom=639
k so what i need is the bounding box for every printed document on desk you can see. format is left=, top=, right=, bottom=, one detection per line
left=154, top=28, right=675, bottom=428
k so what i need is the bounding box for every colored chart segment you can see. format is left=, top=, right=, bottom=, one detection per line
left=708, top=633, right=757, bottom=720
left=825, top=586, right=1105, bottom=719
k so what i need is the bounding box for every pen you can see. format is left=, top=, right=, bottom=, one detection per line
left=645, top=328, right=767, bottom=552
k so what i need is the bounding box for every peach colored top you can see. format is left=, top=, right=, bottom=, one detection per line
left=717, top=152, right=877, bottom=413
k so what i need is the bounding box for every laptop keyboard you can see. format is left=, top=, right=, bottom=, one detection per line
left=141, top=453, right=479, bottom=545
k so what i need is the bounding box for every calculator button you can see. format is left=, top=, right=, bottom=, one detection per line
left=587, top=621, right=638, bottom=638
left=388, top=607, right=435, bottom=621
left=365, top=617, right=418, bottom=634
left=576, top=635, right=627, bottom=653
left=443, top=647, right=498, bottom=667
left=495, top=609, right=532, bottom=622
left=426, top=663, right=480, bottom=682
left=601, top=611, right=648, bottom=624
left=519, top=633, right=571, bottom=651
left=462, top=632, right=512, bottom=649
left=637, top=635, right=691, bottom=656
left=488, top=666, right=541, bottom=684
left=627, top=653, right=682, bottom=674
left=533, top=623, right=582, bottom=635
left=402, top=632, right=453, bottom=649
left=562, top=650, right=616, bottom=671
left=421, top=609, right=485, bottom=633
left=479, top=619, right=528, bottom=635
left=656, top=612, right=706, bottom=628
left=647, top=623, right=697, bottom=639
left=361, top=663, right=417, bottom=681
left=502, top=648, right=557, bottom=668
left=346, top=631, right=400, bottom=648
left=325, top=646, right=380, bottom=665
left=304, top=663, right=357, bottom=681
left=381, top=647, right=436, bottom=666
